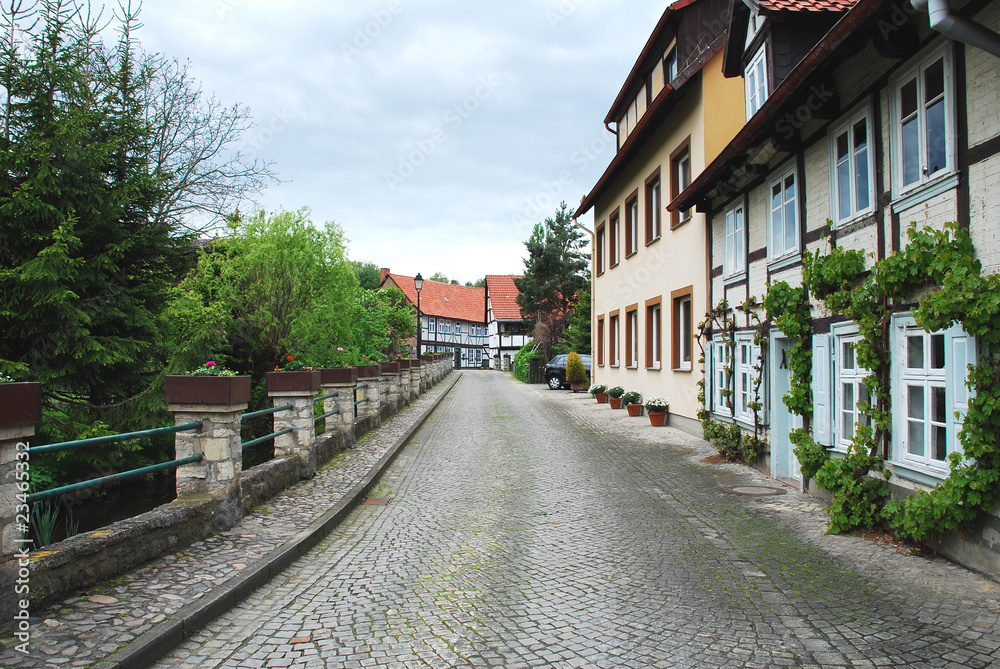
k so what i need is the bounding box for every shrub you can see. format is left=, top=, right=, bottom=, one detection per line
left=607, top=386, right=625, bottom=398
left=513, top=343, right=543, bottom=383
left=566, top=351, right=588, bottom=385
left=622, top=391, right=641, bottom=405
left=588, top=383, right=607, bottom=395
left=644, top=397, right=669, bottom=412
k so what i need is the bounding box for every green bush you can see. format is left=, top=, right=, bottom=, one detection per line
left=566, top=351, right=588, bottom=385
left=607, top=386, right=625, bottom=398
left=622, top=391, right=641, bottom=405
left=513, top=343, right=543, bottom=383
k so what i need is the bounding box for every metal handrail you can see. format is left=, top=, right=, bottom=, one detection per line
left=241, top=404, right=293, bottom=421
left=28, top=422, right=203, bottom=455
left=241, top=427, right=293, bottom=450
left=316, top=391, right=339, bottom=401
left=356, top=382, right=368, bottom=390
left=27, top=455, right=204, bottom=503
left=315, top=407, right=340, bottom=423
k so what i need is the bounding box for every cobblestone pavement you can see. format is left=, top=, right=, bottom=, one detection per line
left=154, top=371, right=1000, bottom=669
left=0, top=375, right=458, bottom=669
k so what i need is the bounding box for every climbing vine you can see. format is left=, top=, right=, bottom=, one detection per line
left=786, top=222, right=1000, bottom=540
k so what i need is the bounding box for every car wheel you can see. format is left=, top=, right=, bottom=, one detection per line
left=547, top=375, right=563, bottom=390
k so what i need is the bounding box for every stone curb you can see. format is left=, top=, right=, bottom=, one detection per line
left=97, top=371, right=464, bottom=669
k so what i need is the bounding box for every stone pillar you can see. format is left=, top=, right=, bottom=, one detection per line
left=1, top=425, right=34, bottom=561
left=399, top=363, right=412, bottom=404
left=269, top=389, right=317, bottom=479
left=357, top=365, right=382, bottom=428
left=170, top=402, right=246, bottom=531
left=320, top=368, right=357, bottom=447
left=380, top=365, right=400, bottom=415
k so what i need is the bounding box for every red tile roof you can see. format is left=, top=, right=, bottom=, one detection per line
left=485, top=275, right=525, bottom=321
left=382, top=273, right=485, bottom=323
left=754, top=0, right=857, bottom=12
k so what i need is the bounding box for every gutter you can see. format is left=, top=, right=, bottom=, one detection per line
left=911, top=0, right=1000, bottom=58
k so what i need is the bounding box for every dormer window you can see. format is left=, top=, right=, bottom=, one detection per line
left=746, top=46, right=768, bottom=119
left=664, top=45, right=678, bottom=86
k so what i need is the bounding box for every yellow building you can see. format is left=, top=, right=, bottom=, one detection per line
left=576, top=0, right=745, bottom=435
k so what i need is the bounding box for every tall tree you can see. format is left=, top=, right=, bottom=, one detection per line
left=352, top=260, right=382, bottom=290
left=515, top=202, right=589, bottom=358
left=429, top=272, right=449, bottom=283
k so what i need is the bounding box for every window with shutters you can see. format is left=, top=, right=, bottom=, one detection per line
left=733, top=334, right=760, bottom=425
left=710, top=336, right=730, bottom=414
left=833, top=329, right=871, bottom=453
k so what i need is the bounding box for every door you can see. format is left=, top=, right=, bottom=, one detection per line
left=770, top=333, right=803, bottom=487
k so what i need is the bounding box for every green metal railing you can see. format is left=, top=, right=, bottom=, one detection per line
left=240, top=403, right=295, bottom=451
left=26, top=422, right=205, bottom=503
left=241, top=404, right=293, bottom=421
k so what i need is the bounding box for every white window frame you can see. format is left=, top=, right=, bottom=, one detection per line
left=677, top=296, right=692, bottom=371
left=627, top=309, right=639, bottom=368
left=664, top=44, right=678, bottom=86
left=456, top=322, right=462, bottom=336
left=711, top=335, right=730, bottom=415
left=609, top=315, right=620, bottom=367
left=889, top=42, right=956, bottom=199
left=428, top=317, right=436, bottom=334
left=891, top=314, right=975, bottom=477
left=650, top=304, right=662, bottom=370
left=649, top=178, right=662, bottom=241
left=829, top=103, right=875, bottom=226
left=746, top=46, right=768, bottom=119
left=627, top=198, right=639, bottom=256
left=767, top=161, right=799, bottom=263
left=833, top=328, right=871, bottom=453
left=723, top=199, right=746, bottom=278
left=733, top=334, right=760, bottom=425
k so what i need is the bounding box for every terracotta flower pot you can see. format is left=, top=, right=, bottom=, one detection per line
left=266, top=370, right=321, bottom=392
left=595, top=393, right=608, bottom=404
left=626, top=403, right=643, bottom=417
left=648, top=411, right=668, bottom=427
left=165, top=375, right=252, bottom=405
left=609, top=397, right=623, bottom=409
left=0, top=382, right=42, bottom=427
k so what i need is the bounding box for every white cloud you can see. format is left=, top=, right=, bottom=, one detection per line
left=136, top=0, right=661, bottom=278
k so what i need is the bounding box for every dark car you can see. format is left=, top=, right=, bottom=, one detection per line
left=543, top=354, right=592, bottom=390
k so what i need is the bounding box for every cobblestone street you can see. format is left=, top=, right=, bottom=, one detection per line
left=154, top=371, right=1000, bottom=668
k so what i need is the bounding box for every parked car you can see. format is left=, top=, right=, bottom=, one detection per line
left=543, top=353, right=592, bottom=390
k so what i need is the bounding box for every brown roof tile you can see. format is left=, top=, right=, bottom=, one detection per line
left=485, top=275, right=525, bottom=321
left=382, top=273, right=485, bottom=323
left=754, top=0, right=857, bottom=12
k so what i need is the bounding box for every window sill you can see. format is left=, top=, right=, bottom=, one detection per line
left=626, top=365, right=638, bottom=370
left=672, top=366, right=693, bottom=373
left=832, top=210, right=876, bottom=231
left=723, top=270, right=747, bottom=286
left=888, top=459, right=949, bottom=487
left=610, top=262, right=620, bottom=270
left=670, top=216, right=692, bottom=231
left=645, top=236, right=661, bottom=247
left=891, top=172, right=959, bottom=214
left=767, top=253, right=801, bottom=273
left=645, top=365, right=661, bottom=371
left=625, top=250, right=638, bottom=259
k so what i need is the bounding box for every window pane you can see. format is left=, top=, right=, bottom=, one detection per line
left=902, top=118, right=920, bottom=186
left=901, top=78, right=918, bottom=118
left=858, top=383, right=870, bottom=419
left=926, top=98, right=946, bottom=176
left=931, top=334, right=945, bottom=369
left=932, top=426, right=948, bottom=461
left=924, top=58, right=944, bottom=102
left=837, top=144, right=851, bottom=220
left=843, top=383, right=854, bottom=413
left=908, top=420, right=925, bottom=457
left=932, top=385, right=947, bottom=423
left=772, top=183, right=783, bottom=252
left=784, top=200, right=796, bottom=250
left=907, top=335, right=924, bottom=369
left=734, top=208, right=744, bottom=268
left=853, top=120, right=870, bottom=211
left=908, top=385, right=925, bottom=420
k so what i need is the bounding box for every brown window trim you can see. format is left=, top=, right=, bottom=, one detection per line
left=624, top=303, right=639, bottom=368
left=624, top=188, right=640, bottom=258
left=670, top=285, right=694, bottom=371
left=644, top=296, right=662, bottom=370
left=609, top=208, right=621, bottom=268
left=644, top=167, right=662, bottom=246
left=670, top=137, right=692, bottom=230
left=608, top=309, right=620, bottom=367
left=596, top=222, right=606, bottom=276
left=596, top=316, right=605, bottom=367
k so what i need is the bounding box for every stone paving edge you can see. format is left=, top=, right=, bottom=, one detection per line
left=95, top=371, right=464, bottom=669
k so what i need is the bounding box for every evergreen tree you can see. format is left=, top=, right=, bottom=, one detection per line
left=515, top=202, right=589, bottom=358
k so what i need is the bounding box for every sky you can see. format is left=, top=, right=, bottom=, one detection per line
left=137, top=1, right=665, bottom=285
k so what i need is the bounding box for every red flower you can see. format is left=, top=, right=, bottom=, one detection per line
left=287, top=355, right=294, bottom=361
left=274, top=365, right=279, bottom=370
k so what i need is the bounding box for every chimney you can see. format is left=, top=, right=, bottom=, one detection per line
left=380, top=268, right=390, bottom=284
left=451, top=280, right=459, bottom=285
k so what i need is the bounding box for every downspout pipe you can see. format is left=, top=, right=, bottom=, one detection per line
left=912, top=0, right=1000, bottom=58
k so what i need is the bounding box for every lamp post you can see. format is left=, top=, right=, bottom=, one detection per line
left=414, top=272, right=423, bottom=360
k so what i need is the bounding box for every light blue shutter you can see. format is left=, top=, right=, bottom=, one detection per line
left=947, top=327, right=976, bottom=458
left=704, top=340, right=714, bottom=412
left=812, top=333, right=833, bottom=446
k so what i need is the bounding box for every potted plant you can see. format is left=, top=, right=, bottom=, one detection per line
left=589, top=383, right=608, bottom=404
left=165, top=361, right=252, bottom=405
left=0, top=373, right=42, bottom=427
left=644, top=397, right=669, bottom=426
left=566, top=351, right=589, bottom=392
left=607, top=386, right=625, bottom=409
left=266, top=355, right=321, bottom=392
left=623, top=391, right=643, bottom=416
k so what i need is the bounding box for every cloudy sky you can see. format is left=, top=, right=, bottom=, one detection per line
left=138, top=1, right=665, bottom=284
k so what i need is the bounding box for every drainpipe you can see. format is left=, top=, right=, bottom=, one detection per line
left=911, top=0, right=1000, bottom=58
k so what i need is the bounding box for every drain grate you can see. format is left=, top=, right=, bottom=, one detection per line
left=363, top=497, right=390, bottom=506
left=723, top=485, right=786, bottom=496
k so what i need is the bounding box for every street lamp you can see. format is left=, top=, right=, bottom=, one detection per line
left=414, top=272, right=423, bottom=360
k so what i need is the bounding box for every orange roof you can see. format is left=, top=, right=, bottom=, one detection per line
left=382, top=273, right=485, bottom=323
left=753, top=0, right=856, bottom=12
left=485, top=275, right=525, bottom=321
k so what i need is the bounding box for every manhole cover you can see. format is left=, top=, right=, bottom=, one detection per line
left=363, top=497, right=390, bottom=506
left=723, top=486, right=786, bottom=496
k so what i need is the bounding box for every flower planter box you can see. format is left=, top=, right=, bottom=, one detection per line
left=380, top=362, right=400, bottom=374
left=595, top=393, right=608, bottom=404
left=0, top=382, right=42, bottom=427
left=355, top=364, right=382, bottom=379
left=319, top=367, right=357, bottom=385
left=626, top=403, right=643, bottom=417
left=165, top=375, right=252, bottom=405
left=408, top=359, right=422, bottom=369
left=266, top=370, right=321, bottom=393
left=609, top=397, right=623, bottom=409
left=648, top=411, right=668, bottom=427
